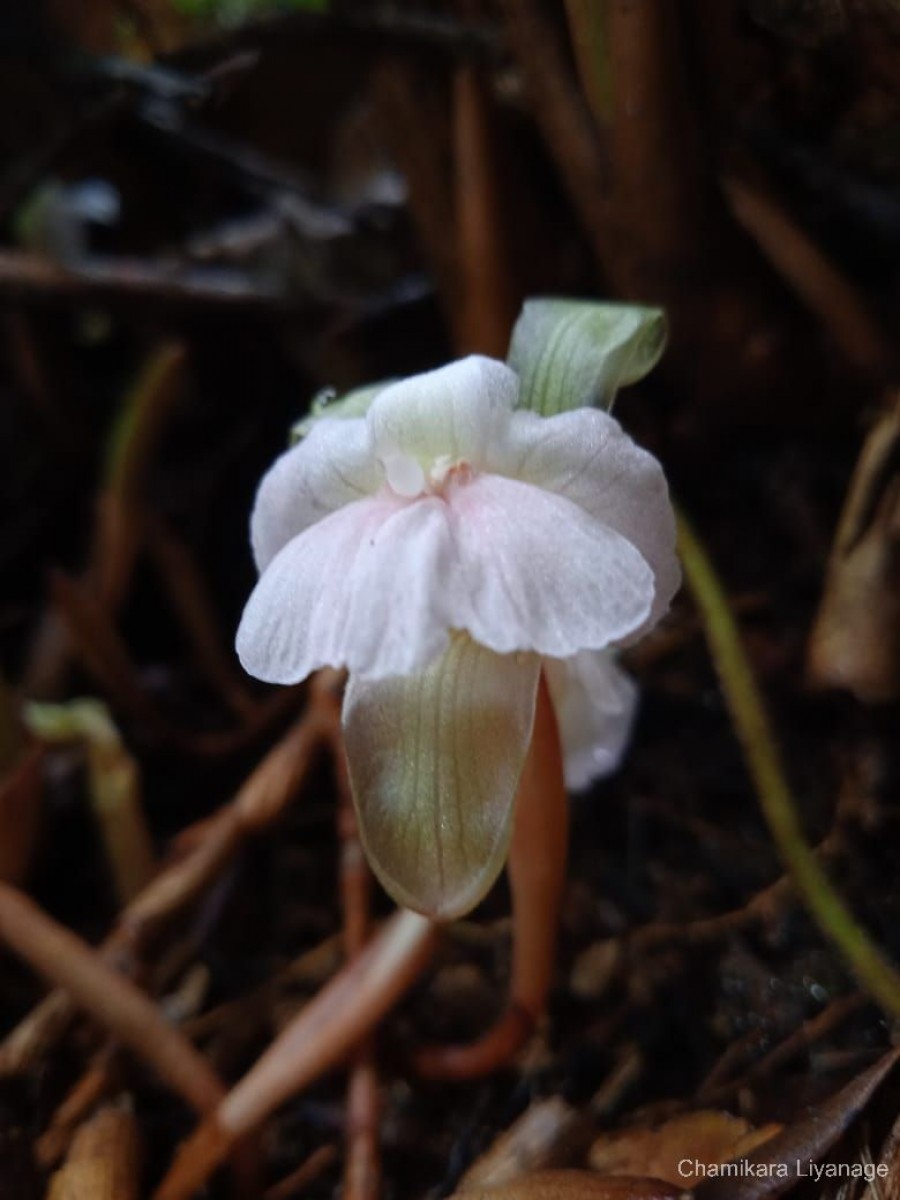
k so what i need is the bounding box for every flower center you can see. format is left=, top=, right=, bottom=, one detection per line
left=382, top=450, right=474, bottom=499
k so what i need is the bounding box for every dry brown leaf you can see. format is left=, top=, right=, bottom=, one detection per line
left=866, top=1105, right=900, bottom=1199
left=808, top=395, right=900, bottom=701
left=452, top=1170, right=680, bottom=1199
left=693, top=1048, right=900, bottom=1200
left=589, top=1111, right=781, bottom=1187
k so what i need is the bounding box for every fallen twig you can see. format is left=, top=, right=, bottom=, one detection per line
left=0, top=249, right=289, bottom=312
left=700, top=992, right=869, bottom=1107
left=0, top=883, right=225, bottom=1115
left=0, top=699, right=332, bottom=1074
left=153, top=909, right=438, bottom=1200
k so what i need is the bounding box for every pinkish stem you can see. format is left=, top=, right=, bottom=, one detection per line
left=416, top=674, right=568, bottom=1078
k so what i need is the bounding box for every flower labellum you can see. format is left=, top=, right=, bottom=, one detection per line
left=237, top=301, right=680, bottom=920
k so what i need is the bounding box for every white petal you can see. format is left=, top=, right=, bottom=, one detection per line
left=446, top=474, right=655, bottom=657
left=250, top=418, right=381, bottom=572
left=494, top=406, right=680, bottom=635
left=544, top=651, right=638, bottom=791
left=367, top=356, right=518, bottom=474
left=237, top=494, right=462, bottom=683
left=343, top=636, right=540, bottom=920
left=381, top=450, right=426, bottom=498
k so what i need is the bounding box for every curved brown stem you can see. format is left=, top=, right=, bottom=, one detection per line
left=416, top=674, right=567, bottom=1079
left=153, top=909, right=438, bottom=1200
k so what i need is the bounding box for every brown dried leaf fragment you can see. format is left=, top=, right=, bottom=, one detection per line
left=589, top=1112, right=780, bottom=1187
left=451, top=1170, right=680, bottom=1199
left=693, top=1048, right=900, bottom=1200
left=867, top=1103, right=900, bottom=1199
left=809, top=395, right=900, bottom=701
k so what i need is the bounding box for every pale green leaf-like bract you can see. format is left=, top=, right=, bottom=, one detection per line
left=290, top=381, right=388, bottom=444
left=508, top=299, right=666, bottom=417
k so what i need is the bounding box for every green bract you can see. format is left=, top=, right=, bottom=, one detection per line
left=291, top=381, right=390, bottom=444
left=508, top=299, right=666, bottom=417
left=293, top=302, right=666, bottom=442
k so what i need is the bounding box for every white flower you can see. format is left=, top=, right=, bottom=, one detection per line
left=237, top=356, right=679, bottom=919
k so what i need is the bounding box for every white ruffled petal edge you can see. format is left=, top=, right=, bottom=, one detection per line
left=343, top=635, right=541, bottom=920
left=544, top=650, right=638, bottom=791
left=446, top=474, right=656, bottom=658
left=238, top=493, right=464, bottom=683
left=240, top=470, right=659, bottom=687
left=494, top=406, right=680, bottom=635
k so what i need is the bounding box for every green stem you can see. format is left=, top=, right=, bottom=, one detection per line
left=677, top=508, right=900, bottom=1018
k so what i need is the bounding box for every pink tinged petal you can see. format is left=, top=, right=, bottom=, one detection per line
left=446, top=474, right=655, bottom=657
left=494, top=406, right=680, bottom=635
left=342, top=635, right=541, bottom=921
left=544, top=651, right=638, bottom=791
left=250, top=417, right=381, bottom=572
left=237, top=494, right=462, bottom=684
left=367, top=356, right=518, bottom=473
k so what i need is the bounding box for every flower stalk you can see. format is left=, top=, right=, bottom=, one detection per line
left=417, top=674, right=568, bottom=1078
